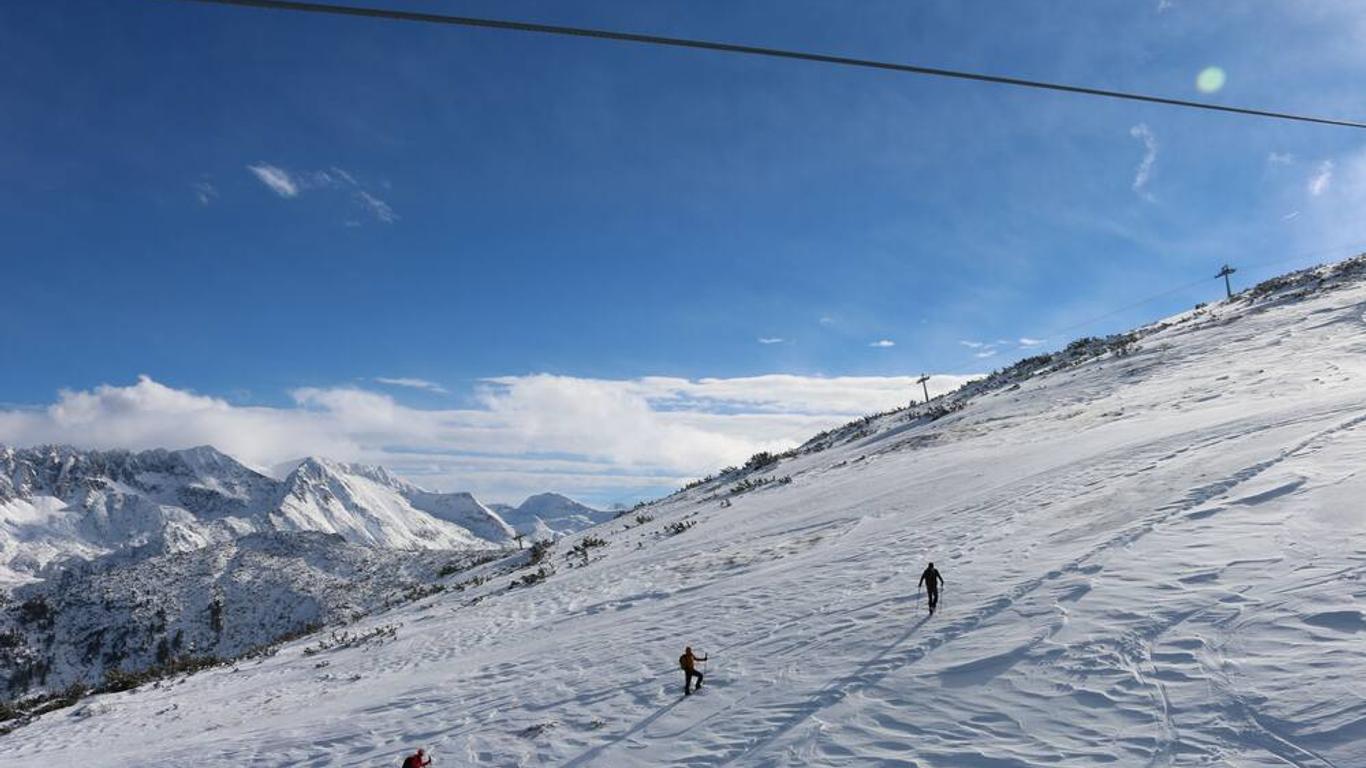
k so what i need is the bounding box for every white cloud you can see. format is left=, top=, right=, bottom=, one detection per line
left=818, top=316, right=835, bottom=326
left=757, top=337, right=785, bottom=345
left=868, top=339, right=895, bottom=348
left=974, top=350, right=997, bottom=358
left=1018, top=337, right=1044, bottom=347
left=246, top=163, right=395, bottom=222
left=1267, top=152, right=1295, bottom=166
left=1157, top=0, right=1174, bottom=11
left=1308, top=160, right=1334, bottom=196
left=354, top=190, right=397, bottom=224
left=1129, top=124, right=1158, bottom=200
left=1288, top=147, right=1366, bottom=264
left=959, top=340, right=985, bottom=348
left=1281, top=210, right=1301, bottom=221
left=192, top=180, right=218, bottom=206
left=375, top=377, right=449, bottom=394
left=247, top=164, right=299, bottom=198
left=0, top=373, right=981, bottom=504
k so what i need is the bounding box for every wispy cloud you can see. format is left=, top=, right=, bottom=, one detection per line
left=959, top=340, right=985, bottom=349
left=1308, top=160, right=1334, bottom=196
left=354, top=189, right=397, bottom=224
left=1018, top=337, right=1044, bottom=347
left=192, top=180, right=218, bottom=206
left=0, top=373, right=982, bottom=504
left=1281, top=210, right=1301, bottom=221
left=757, top=337, right=785, bottom=345
left=247, top=164, right=299, bottom=198
left=1129, top=123, right=1158, bottom=200
left=868, top=339, right=895, bottom=348
left=818, top=316, right=835, bottom=326
left=1267, top=152, right=1295, bottom=166
left=974, top=349, right=997, bottom=358
left=1157, top=0, right=1174, bottom=11
left=375, top=377, right=449, bottom=394
left=246, top=163, right=396, bottom=222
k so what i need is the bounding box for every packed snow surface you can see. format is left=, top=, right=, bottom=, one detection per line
left=10, top=264, right=1366, bottom=766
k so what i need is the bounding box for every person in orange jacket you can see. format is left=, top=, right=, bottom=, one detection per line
left=679, top=646, right=708, bottom=695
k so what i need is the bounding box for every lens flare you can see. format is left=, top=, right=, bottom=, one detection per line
left=1196, top=67, right=1226, bottom=94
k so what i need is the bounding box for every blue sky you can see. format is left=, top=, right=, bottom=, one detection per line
left=4, top=0, right=1366, bottom=504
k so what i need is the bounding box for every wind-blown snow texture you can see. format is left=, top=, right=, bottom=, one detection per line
left=10, top=258, right=1366, bottom=766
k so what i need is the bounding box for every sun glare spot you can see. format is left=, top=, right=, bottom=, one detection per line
left=1196, top=66, right=1226, bottom=94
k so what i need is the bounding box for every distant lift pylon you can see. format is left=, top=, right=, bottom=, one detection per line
left=1217, top=264, right=1237, bottom=299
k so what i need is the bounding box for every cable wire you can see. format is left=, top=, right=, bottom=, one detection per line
left=168, top=0, right=1366, bottom=130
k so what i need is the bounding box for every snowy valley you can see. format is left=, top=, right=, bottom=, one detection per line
left=4, top=257, right=1366, bottom=765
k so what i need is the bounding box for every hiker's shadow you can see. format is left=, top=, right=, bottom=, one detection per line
left=562, top=696, right=682, bottom=767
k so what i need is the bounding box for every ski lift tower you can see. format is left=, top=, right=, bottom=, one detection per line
left=1217, top=264, right=1237, bottom=299
left=916, top=373, right=931, bottom=404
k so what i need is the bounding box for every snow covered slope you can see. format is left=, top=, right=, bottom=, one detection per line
left=9, top=258, right=1366, bottom=766
left=406, top=490, right=518, bottom=544
left=0, top=448, right=515, bottom=583
left=494, top=493, right=614, bottom=539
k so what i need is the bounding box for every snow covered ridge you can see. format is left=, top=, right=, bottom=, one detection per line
left=492, top=492, right=618, bottom=539
left=766, top=253, right=1366, bottom=465
left=5, top=255, right=1366, bottom=765
left=0, top=445, right=530, bottom=584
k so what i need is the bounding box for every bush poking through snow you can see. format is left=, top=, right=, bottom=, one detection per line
left=743, top=451, right=781, bottom=472
left=518, top=720, right=558, bottom=739
left=301, top=625, right=399, bottom=657
left=102, top=655, right=222, bottom=694
left=509, top=567, right=553, bottom=590
left=679, top=474, right=717, bottom=492
left=438, top=550, right=506, bottom=578
left=663, top=521, right=695, bottom=536
left=384, top=583, right=445, bottom=609
left=450, top=575, right=488, bottom=592
left=730, top=475, right=791, bottom=496
left=527, top=539, right=554, bottom=566
left=568, top=536, right=607, bottom=565
left=0, top=682, right=88, bottom=734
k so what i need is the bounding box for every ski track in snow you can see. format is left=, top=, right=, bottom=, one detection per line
left=9, top=270, right=1366, bottom=766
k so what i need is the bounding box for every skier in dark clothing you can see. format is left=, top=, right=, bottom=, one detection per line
left=679, top=646, right=708, bottom=695
left=918, top=562, right=945, bottom=613
left=401, top=748, right=431, bottom=768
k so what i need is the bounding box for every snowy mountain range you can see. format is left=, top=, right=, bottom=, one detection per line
left=5, top=256, right=1366, bottom=765
left=491, top=493, right=616, bottom=540
left=0, top=446, right=610, bottom=585
left=0, top=445, right=606, bottom=698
